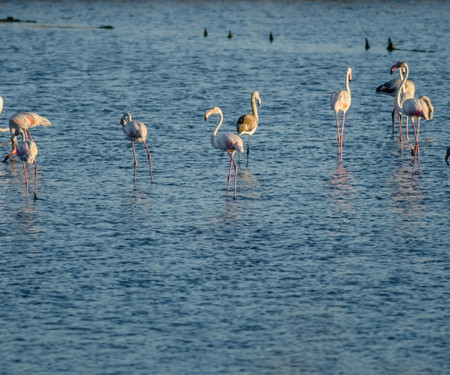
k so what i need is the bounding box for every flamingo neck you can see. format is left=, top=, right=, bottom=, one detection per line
left=395, top=64, right=409, bottom=112
left=251, top=95, right=259, bottom=120
left=345, top=71, right=351, bottom=96
left=211, top=110, right=223, bottom=146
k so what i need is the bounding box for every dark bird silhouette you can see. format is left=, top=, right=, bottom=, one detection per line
left=270, top=32, right=274, bottom=42
left=445, top=147, right=450, bottom=165
left=228, top=31, right=233, bottom=39
left=204, top=28, right=208, bottom=37
left=387, top=37, right=396, bottom=51
left=365, top=38, right=370, bottom=50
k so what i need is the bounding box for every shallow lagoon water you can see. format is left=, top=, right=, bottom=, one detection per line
left=1, top=1, right=449, bottom=374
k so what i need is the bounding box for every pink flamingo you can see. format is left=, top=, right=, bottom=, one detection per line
left=2, top=112, right=51, bottom=162
left=391, top=61, right=434, bottom=175
left=204, top=106, right=244, bottom=199
left=120, top=112, right=153, bottom=184
left=376, top=68, right=415, bottom=138
left=16, top=130, right=39, bottom=201
left=236, top=90, right=261, bottom=163
left=330, top=67, right=352, bottom=159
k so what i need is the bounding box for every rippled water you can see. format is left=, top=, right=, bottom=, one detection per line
left=1, top=1, right=449, bottom=374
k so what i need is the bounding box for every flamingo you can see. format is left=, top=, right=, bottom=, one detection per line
left=205, top=106, right=244, bottom=199
left=2, top=112, right=51, bottom=162
left=120, top=112, right=153, bottom=184
left=236, top=90, right=261, bottom=163
left=330, top=67, right=352, bottom=158
left=16, top=130, right=39, bottom=201
left=391, top=61, right=434, bottom=175
left=376, top=69, right=415, bottom=137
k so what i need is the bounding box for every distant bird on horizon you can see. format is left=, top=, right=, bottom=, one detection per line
left=365, top=37, right=370, bottom=50
left=1, top=112, right=51, bottom=162
left=120, top=112, right=153, bottom=184
left=387, top=37, right=396, bottom=51
left=270, top=32, right=274, bottom=42
left=205, top=106, right=244, bottom=199
left=330, top=67, right=352, bottom=159
left=204, top=28, right=208, bottom=37
left=228, top=30, right=233, bottom=39
left=236, top=90, right=261, bottom=164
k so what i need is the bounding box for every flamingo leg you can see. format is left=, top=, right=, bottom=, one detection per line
left=392, top=108, right=396, bottom=134
left=411, top=119, right=421, bottom=176
left=231, top=152, right=238, bottom=199
left=398, top=113, right=403, bottom=142
left=33, top=160, right=38, bottom=201
left=226, top=153, right=233, bottom=197
left=22, top=161, right=29, bottom=199
left=131, top=141, right=137, bottom=182
left=405, top=116, right=414, bottom=154
left=335, top=112, right=341, bottom=155
left=246, top=135, right=251, bottom=163
left=341, top=112, right=346, bottom=149
left=142, top=141, right=154, bottom=184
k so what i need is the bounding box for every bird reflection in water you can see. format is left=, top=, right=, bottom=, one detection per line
left=327, top=162, right=357, bottom=222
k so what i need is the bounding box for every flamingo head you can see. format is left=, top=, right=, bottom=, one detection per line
left=390, top=61, right=407, bottom=75
left=120, top=113, right=132, bottom=126
left=252, top=90, right=262, bottom=106
left=347, top=67, right=352, bottom=82
left=204, top=106, right=221, bottom=121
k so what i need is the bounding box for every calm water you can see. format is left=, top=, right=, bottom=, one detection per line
left=1, top=1, right=449, bottom=374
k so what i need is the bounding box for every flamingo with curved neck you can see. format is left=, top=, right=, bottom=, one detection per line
left=391, top=61, right=434, bottom=175
left=236, top=90, right=261, bottom=163
left=205, top=106, right=244, bottom=199
left=330, top=67, right=352, bottom=159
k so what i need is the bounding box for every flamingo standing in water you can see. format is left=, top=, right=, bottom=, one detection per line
left=391, top=61, right=434, bottom=175
left=330, top=67, right=352, bottom=158
left=16, top=130, right=39, bottom=201
left=205, top=106, right=244, bottom=199
left=120, top=113, right=154, bottom=184
left=236, top=90, right=261, bottom=163
left=376, top=69, right=415, bottom=138
left=1, top=112, right=51, bottom=162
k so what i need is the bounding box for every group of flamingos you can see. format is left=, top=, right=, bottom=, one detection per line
left=332, top=60, right=435, bottom=175
left=0, top=60, right=439, bottom=200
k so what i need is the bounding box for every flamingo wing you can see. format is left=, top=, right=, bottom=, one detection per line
left=330, top=90, right=351, bottom=112
left=215, top=132, right=244, bottom=153
left=237, top=114, right=258, bottom=135
left=124, top=121, right=147, bottom=142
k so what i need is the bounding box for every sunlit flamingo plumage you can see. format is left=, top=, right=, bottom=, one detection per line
left=236, top=90, right=261, bottom=163
left=16, top=131, right=39, bottom=201
left=121, top=112, right=154, bottom=184
left=205, top=106, right=244, bottom=199
left=330, top=67, right=352, bottom=159
left=391, top=61, right=434, bottom=175
left=2, top=112, right=51, bottom=162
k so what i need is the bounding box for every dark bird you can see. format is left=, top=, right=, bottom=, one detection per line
left=445, top=147, right=450, bottom=165
left=387, top=37, right=396, bottom=51
left=365, top=38, right=370, bottom=50
left=228, top=31, right=233, bottom=39
left=204, top=28, right=208, bottom=37
left=270, top=32, right=274, bottom=42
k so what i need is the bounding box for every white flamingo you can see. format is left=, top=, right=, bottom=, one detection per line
left=391, top=61, right=434, bottom=175
left=16, top=130, right=39, bottom=201
left=330, top=67, right=352, bottom=158
left=121, top=112, right=153, bottom=184
left=236, top=90, right=261, bottom=163
left=2, top=112, right=51, bottom=162
left=376, top=68, right=415, bottom=138
left=205, top=106, right=244, bottom=199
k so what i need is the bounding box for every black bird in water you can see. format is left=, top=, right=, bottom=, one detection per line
left=228, top=30, right=233, bottom=39
left=204, top=28, right=208, bottom=37
left=269, top=32, right=274, bottom=42
left=365, top=37, right=370, bottom=50
left=445, top=147, right=450, bottom=165
left=387, top=37, right=396, bottom=51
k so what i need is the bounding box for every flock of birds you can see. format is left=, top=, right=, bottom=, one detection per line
left=0, top=59, right=445, bottom=201
left=332, top=60, right=435, bottom=175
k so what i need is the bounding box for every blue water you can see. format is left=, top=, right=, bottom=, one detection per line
left=1, top=1, right=449, bottom=374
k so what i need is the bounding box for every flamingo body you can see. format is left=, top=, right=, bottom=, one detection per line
left=391, top=61, right=433, bottom=175
left=330, top=67, right=352, bottom=159
left=16, top=138, right=39, bottom=200
left=121, top=113, right=154, bottom=184
left=236, top=90, right=261, bottom=162
left=205, top=106, right=243, bottom=199
left=3, top=112, right=51, bottom=162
